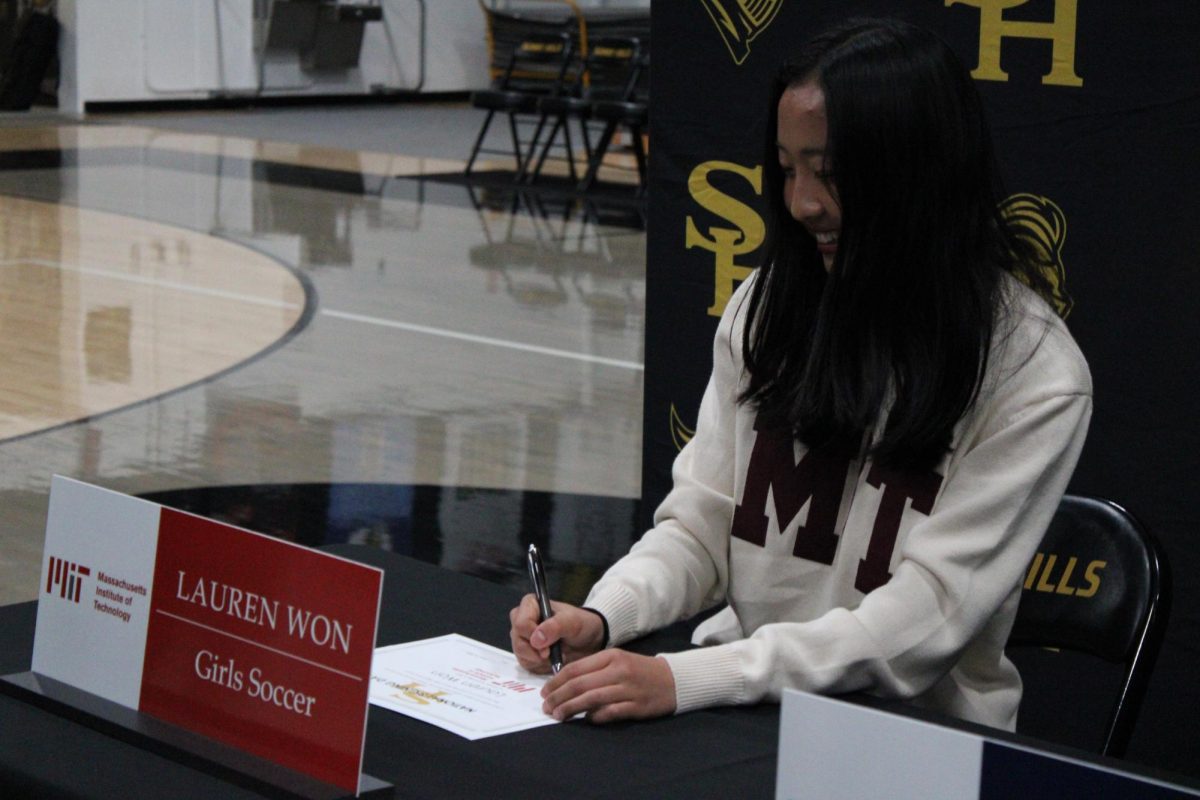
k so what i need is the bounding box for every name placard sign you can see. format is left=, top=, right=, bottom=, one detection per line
left=29, top=476, right=384, bottom=795
left=777, top=689, right=1200, bottom=800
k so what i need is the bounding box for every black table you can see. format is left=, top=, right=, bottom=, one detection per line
left=7, top=544, right=1196, bottom=799
left=0, top=545, right=780, bottom=799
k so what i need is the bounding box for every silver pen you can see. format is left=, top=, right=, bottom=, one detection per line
left=525, top=543, right=563, bottom=674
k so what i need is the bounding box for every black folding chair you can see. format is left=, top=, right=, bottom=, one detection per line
left=464, top=32, right=577, bottom=179
left=578, top=47, right=649, bottom=195
left=523, top=37, right=643, bottom=186
left=1007, top=495, right=1171, bottom=758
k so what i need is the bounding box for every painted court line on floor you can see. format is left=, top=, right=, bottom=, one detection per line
left=1, top=258, right=303, bottom=311
left=321, top=308, right=645, bottom=371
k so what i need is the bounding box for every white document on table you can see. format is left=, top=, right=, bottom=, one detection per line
left=369, top=633, right=559, bottom=740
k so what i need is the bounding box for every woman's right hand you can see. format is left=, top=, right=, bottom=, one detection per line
left=509, top=595, right=606, bottom=673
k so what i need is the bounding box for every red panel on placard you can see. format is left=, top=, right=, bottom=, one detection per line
left=141, top=509, right=382, bottom=792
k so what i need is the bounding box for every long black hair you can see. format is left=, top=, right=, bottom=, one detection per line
left=740, top=17, right=1049, bottom=471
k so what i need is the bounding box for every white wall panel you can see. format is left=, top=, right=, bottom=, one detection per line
left=58, top=0, right=489, bottom=113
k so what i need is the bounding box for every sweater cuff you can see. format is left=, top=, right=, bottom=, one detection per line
left=659, top=646, right=745, bottom=714
left=582, top=583, right=642, bottom=647
left=579, top=607, right=610, bottom=649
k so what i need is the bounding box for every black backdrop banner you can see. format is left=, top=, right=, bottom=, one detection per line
left=643, top=0, right=1200, bottom=777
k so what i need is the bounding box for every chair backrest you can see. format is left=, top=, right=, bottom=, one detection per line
left=480, top=2, right=577, bottom=81
left=1008, top=494, right=1170, bottom=757
left=577, top=37, right=642, bottom=102
left=630, top=49, right=650, bottom=105
left=487, top=30, right=576, bottom=95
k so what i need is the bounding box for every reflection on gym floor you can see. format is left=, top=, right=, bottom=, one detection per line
left=0, top=111, right=647, bottom=607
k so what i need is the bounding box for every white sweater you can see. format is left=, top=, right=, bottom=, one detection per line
left=585, top=275, right=1092, bottom=729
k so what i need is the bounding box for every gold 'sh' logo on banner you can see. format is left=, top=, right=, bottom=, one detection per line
left=685, top=160, right=765, bottom=318
left=672, top=160, right=766, bottom=452
left=700, top=0, right=784, bottom=65
left=948, top=0, right=1083, bottom=87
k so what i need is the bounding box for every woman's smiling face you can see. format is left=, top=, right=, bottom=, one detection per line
left=777, top=81, right=841, bottom=272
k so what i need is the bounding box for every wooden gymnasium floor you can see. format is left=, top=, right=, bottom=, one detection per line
left=0, top=102, right=647, bottom=607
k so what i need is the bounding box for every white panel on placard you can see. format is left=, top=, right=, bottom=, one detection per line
left=31, top=476, right=163, bottom=709
left=777, top=689, right=982, bottom=800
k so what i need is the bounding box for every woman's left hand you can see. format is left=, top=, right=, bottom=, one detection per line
left=540, top=649, right=677, bottom=723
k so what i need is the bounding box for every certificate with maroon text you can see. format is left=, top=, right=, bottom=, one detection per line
left=32, top=476, right=384, bottom=795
